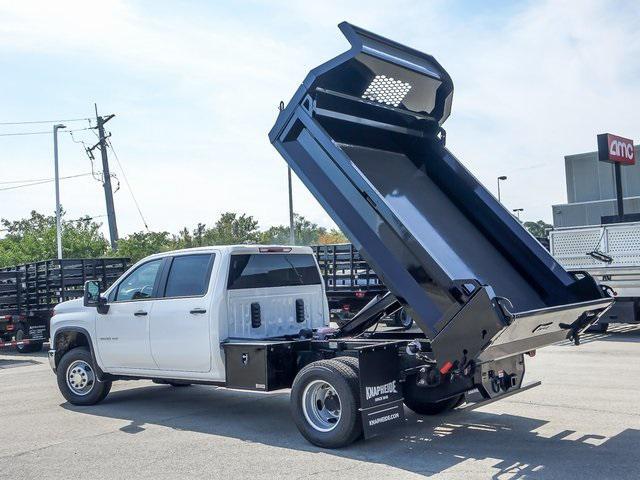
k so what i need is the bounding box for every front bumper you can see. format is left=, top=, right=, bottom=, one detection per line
left=48, top=349, right=56, bottom=372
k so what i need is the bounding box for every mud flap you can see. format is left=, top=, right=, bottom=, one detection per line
left=357, top=342, right=405, bottom=439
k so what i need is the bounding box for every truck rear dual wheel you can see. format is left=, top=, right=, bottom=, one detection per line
left=403, top=378, right=464, bottom=415
left=290, top=358, right=362, bottom=448
left=56, top=347, right=112, bottom=406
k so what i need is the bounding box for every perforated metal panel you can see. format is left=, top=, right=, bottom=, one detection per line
left=550, top=222, right=640, bottom=270
left=549, top=227, right=603, bottom=268
left=361, top=75, right=412, bottom=107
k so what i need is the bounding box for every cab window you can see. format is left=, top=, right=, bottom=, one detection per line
left=227, top=254, right=321, bottom=290
left=114, top=259, right=163, bottom=301
left=163, top=254, right=214, bottom=298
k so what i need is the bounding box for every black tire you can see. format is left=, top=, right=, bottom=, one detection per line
left=403, top=378, right=464, bottom=415
left=290, top=359, right=362, bottom=448
left=333, top=355, right=360, bottom=374
left=14, top=325, right=41, bottom=353
left=56, top=347, right=111, bottom=406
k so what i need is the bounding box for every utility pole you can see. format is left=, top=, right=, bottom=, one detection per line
left=53, top=124, right=66, bottom=259
left=91, top=104, right=119, bottom=250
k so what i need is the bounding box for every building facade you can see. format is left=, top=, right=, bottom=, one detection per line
left=552, top=146, right=640, bottom=227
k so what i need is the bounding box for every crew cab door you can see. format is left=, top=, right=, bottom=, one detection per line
left=150, top=253, right=215, bottom=373
left=96, top=258, right=163, bottom=370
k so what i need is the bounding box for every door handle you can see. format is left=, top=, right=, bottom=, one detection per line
left=134, top=310, right=148, bottom=316
left=190, top=308, right=207, bottom=314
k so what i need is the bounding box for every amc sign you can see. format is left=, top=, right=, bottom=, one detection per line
left=598, top=133, right=635, bottom=165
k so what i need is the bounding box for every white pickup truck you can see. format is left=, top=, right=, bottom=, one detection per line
left=48, top=245, right=328, bottom=381
left=49, top=245, right=443, bottom=448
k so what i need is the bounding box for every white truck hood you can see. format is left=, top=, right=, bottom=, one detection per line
left=53, top=298, right=84, bottom=315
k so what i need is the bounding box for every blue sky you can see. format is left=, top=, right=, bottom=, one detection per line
left=1, top=0, right=638, bottom=238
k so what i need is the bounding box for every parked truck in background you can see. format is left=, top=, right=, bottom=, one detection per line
left=47, top=23, right=612, bottom=449
left=0, top=258, right=128, bottom=352
left=550, top=222, right=640, bottom=332
left=312, top=243, right=414, bottom=328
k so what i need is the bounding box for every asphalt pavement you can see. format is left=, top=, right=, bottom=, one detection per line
left=1, top=325, right=639, bottom=479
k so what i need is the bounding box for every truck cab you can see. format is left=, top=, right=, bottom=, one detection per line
left=49, top=245, right=329, bottom=392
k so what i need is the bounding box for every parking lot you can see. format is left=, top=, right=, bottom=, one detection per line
left=1, top=325, right=639, bottom=480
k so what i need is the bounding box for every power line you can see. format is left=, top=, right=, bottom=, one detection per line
left=0, top=118, right=91, bottom=126
left=106, top=139, right=150, bottom=231
left=69, top=130, right=105, bottom=184
left=0, top=175, right=62, bottom=185
left=0, top=127, right=93, bottom=137
left=0, top=173, right=92, bottom=192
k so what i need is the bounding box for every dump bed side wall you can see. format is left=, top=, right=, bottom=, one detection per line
left=277, top=111, right=449, bottom=335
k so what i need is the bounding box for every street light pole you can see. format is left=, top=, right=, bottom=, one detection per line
left=288, top=167, right=295, bottom=245
left=53, top=124, right=66, bottom=259
left=497, top=175, right=507, bottom=203
left=279, top=100, right=296, bottom=246
left=513, top=208, right=524, bottom=220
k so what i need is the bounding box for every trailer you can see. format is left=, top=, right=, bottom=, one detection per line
left=0, top=258, right=128, bottom=352
left=550, top=222, right=640, bottom=331
left=312, top=243, right=414, bottom=328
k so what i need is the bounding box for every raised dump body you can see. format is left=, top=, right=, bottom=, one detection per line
left=270, top=23, right=612, bottom=368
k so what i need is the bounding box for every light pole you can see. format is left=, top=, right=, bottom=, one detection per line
left=497, top=175, right=507, bottom=203
left=53, top=124, right=66, bottom=259
left=279, top=100, right=295, bottom=245
left=513, top=208, right=524, bottom=220
left=288, top=167, right=295, bottom=245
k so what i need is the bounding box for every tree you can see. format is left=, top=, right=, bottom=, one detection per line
left=0, top=210, right=109, bottom=267
left=317, top=228, right=348, bottom=244
left=203, top=213, right=260, bottom=245
left=0, top=209, right=345, bottom=267
left=260, top=214, right=327, bottom=245
left=115, top=231, right=174, bottom=263
left=523, top=220, right=552, bottom=239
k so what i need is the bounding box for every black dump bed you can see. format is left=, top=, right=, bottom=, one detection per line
left=270, top=23, right=612, bottom=367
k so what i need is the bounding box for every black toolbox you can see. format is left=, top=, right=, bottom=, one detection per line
left=223, top=340, right=307, bottom=391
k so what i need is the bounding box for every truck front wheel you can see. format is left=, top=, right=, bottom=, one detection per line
left=403, top=378, right=464, bottom=415
left=290, top=359, right=362, bottom=448
left=56, top=347, right=111, bottom=406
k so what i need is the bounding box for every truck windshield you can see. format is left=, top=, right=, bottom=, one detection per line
left=227, top=254, right=321, bottom=290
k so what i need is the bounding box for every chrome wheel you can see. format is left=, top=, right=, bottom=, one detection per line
left=66, top=360, right=95, bottom=396
left=302, top=380, right=342, bottom=432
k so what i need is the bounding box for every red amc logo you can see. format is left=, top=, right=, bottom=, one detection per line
left=598, top=133, right=635, bottom=165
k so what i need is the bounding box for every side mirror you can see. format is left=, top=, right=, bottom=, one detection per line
left=84, top=280, right=109, bottom=314
left=84, top=280, right=101, bottom=307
